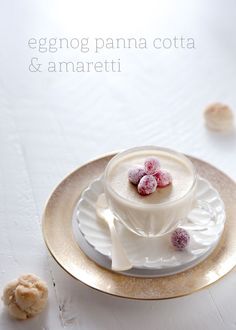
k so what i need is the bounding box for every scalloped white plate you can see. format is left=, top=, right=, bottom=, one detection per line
left=73, top=176, right=225, bottom=276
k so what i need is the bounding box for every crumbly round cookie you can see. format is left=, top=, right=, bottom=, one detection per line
left=2, top=274, right=48, bottom=320
left=204, top=103, right=234, bottom=131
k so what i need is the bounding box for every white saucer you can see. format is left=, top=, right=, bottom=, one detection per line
left=72, top=176, right=225, bottom=277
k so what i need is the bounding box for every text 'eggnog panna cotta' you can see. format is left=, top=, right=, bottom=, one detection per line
left=104, top=147, right=197, bottom=237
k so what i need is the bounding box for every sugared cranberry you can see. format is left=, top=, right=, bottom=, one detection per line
left=171, top=228, right=190, bottom=250
left=154, top=169, right=172, bottom=188
left=137, top=175, right=157, bottom=196
left=128, top=166, right=146, bottom=185
left=144, top=157, right=160, bottom=175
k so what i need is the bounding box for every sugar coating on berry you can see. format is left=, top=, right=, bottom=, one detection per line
left=128, top=166, right=146, bottom=185
left=137, top=175, right=157, bottom=196
left=154, top=169, right=172, bottom=188
left=171, top=228, right=190, bottom=250
left=144, top=157, right=160, bottom=175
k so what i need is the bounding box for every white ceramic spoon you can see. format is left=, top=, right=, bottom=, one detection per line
left=96, top=194, right=132, bottom=271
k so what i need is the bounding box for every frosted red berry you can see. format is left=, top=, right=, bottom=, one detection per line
left=137, top=175, right=157, bottom=196
left=144, top=157, right=160, bottom=175
left=154, top=169, right=172, bottom=188
left=128, top=166, right=146, bottom=185
left=171, top=228, right=190, bottom=250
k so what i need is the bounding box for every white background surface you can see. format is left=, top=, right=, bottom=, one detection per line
left=0, top=0, right=236, bottom=329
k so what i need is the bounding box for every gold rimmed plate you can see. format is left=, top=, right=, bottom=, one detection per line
left=42, top=152, right=236, bottom=300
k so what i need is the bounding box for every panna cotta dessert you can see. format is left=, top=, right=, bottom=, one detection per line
left=104, top=146, right=197, bottom=237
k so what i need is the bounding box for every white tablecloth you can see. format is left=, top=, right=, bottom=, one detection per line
left=0, top=0, right=236, bottom=329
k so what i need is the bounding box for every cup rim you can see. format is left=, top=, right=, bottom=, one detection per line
left=103, top=146, right=197, bottom=209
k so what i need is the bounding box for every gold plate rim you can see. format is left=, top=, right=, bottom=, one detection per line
left=42, top=152, right=236, bottom=300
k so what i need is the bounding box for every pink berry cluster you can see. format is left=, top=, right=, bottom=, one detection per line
left=128, top=157, right=172, bottom=196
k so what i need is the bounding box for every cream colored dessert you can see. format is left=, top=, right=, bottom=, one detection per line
left=104, top=146, right=197, bottom=237
left=108, top=149, right=194, bottom=204
left=204, top=103, right=234, bottom=131
left=2, top=274, right=48, bottom=320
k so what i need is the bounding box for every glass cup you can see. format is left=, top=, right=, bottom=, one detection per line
left=103, top=146, right=198, bottom=237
